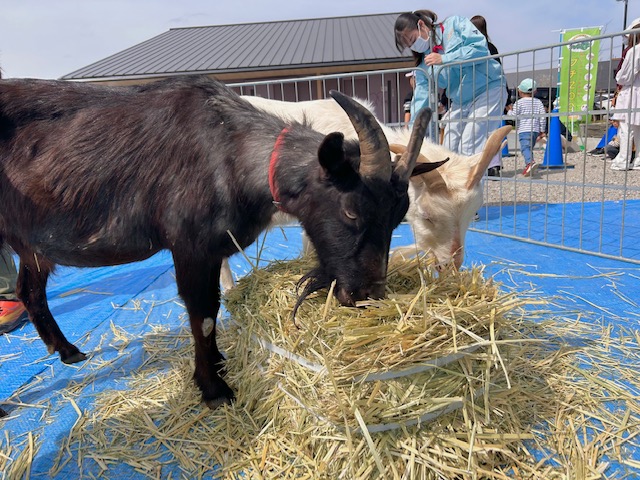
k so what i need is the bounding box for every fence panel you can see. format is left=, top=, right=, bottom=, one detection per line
left=228, top=28, right=640, bottom=264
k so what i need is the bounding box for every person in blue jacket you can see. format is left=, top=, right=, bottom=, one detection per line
left=394, top=10, right=507, bottom=157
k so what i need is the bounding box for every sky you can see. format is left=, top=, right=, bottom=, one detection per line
left=0, top=0, right=638, bottom=80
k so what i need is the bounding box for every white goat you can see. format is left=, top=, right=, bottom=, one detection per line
left=220, top=95, right=509, bottom=289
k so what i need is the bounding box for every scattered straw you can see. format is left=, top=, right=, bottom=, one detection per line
left=2, top=255, right=639, bottom=479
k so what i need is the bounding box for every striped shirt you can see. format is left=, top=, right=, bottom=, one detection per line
left=509, top=97, right=546, bottom=135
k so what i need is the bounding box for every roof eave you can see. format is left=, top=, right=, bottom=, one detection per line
left=61, top=58, right=410, bottom=83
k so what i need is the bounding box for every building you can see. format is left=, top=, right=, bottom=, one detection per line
left=60, top=13, right=623, bottom=124
left=60, top=13, right=415, bottom=124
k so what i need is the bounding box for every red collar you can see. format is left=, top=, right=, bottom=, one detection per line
left=269, top=127, right=289, bottom=211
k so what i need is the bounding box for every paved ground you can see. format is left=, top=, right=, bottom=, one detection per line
left=484, top=132, right=640, bottom=204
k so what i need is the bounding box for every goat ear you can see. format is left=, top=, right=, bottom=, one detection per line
left=318, top=132, right=353, bottom=176
left=410, top=158, right=449, bottom=177
left=466, top=125, right=512, bottom=189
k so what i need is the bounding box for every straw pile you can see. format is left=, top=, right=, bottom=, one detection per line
left=221, top=255, right=523, bottom=435
left=3, top=254, right=640, bottom=479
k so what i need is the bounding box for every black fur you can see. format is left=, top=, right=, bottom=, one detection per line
left=0, top=75, right=413, bottom=408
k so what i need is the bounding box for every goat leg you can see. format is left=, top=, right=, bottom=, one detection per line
left=16, top=258, right=86, bottom=364
left=173, top=254, right=234, bottom=408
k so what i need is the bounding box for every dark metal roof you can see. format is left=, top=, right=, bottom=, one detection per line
left=62, top=13, right=407, bottom=81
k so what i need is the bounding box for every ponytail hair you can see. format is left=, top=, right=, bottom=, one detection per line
left=414, top=10, right=438, bottom=26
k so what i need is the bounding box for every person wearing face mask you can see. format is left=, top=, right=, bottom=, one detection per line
left=394, top=10, right=507, bottom=159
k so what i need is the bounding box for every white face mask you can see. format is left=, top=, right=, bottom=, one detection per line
left=410, top=35, right=431, bottom=53
left=410, top=24, right=431, bottom=53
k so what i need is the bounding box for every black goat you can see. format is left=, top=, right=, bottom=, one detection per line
left=0, top=75, right=434, bottom=408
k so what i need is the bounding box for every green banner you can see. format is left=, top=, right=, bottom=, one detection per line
left=558, top=27, right=602, bottom=136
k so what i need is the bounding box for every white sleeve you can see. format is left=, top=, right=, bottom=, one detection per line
left=616, top=46, right=640, bottom=86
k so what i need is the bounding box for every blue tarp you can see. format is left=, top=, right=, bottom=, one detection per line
left=1, top=201, right=639, bottom=478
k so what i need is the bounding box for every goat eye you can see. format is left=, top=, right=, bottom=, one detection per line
left=418, top=208, right=436, bottom=225
left=344, top=209, right=358, bottom=220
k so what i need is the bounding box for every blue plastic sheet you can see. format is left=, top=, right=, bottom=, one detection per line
left=1, top=201, right=639, bottom=478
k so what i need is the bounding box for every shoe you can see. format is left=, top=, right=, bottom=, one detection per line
left=632, top=160, right=640, bottom=170
left=487, top=166, right=501, bottom=178
left=588, top=148, right=604, bottom=156
left=522, top=161, right=538, bottom=177
left=474, top=212, right=480, bottom=221
left=611, top=161, right=631, bottom=171
left=0, top=300, right=29, bottom=334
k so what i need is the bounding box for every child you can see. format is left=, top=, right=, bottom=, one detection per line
left=508, top=78, right=547, bottom=176
left=604, top=120, right=621, bottom=160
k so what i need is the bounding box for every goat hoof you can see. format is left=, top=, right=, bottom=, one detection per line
left=203, top=382, right=235, bottom=410
left=205, top=395, right=234, bottom=410
left=62, top=351, right=87, bottom=364
left=200, top=377, right=235, bottom=409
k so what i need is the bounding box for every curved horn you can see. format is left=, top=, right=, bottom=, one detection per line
left=390, top=144, right=430, bottom=165
left=390, top=144, right=449, bottom=194
left=393, top=107, right=433, bottom=183
left=466, top=125, right=513, bottom=190
left=329, top=90, right=391, bottom=182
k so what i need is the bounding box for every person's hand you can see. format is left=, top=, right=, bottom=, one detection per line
left=423, top=52, right=443, bottom=66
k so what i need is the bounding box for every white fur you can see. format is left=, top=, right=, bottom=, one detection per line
left=384, top=128, right=485, bottom=269
left=220, top=95, right=492, bottom=290
left=202, top=317, right=215, bottom=337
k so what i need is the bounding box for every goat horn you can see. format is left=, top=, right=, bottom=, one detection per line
left=389, top=144, right=430, bottom=164
left=329, top=90, right=391, bottom=182
left=466, top=125, right=513, bottom=190
left=392, top=107, right=433, bottom=183
left=390, top=144, right=449, bottom=194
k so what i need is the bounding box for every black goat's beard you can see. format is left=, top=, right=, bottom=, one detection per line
left=292, top=267, right=332, bottom=321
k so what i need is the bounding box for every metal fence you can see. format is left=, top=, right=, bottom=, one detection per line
left=228, top=28, right=640, bottom=265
